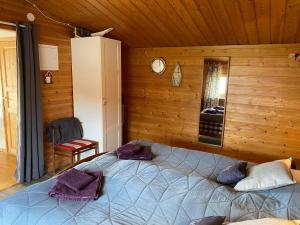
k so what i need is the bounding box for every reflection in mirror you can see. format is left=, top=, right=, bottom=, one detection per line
left=198, top=57, right=230, bottom=146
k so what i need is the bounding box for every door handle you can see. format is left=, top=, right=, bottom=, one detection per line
left=103, top=98, right=107, bottom=106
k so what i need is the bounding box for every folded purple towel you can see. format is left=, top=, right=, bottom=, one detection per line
left=49, top=171, right=103, bottom=201
left=117, top=144, right=143, bottom=156
left=117, top=146, right=153, bottom=160
left=57, top=168, right=95, bottom=192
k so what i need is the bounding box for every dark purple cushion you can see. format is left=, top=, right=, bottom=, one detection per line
left=117, top=146, right=153, bottom=160
left=57, top=168, right=95, bottom=191
left=117, top=144, right=143, bottom=156
left=190, top=216, right=225, bottom=225
left=217, top=162, right=248, bottom=185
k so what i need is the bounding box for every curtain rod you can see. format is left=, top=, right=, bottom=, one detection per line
left=0, top=21, right=26, bottom=28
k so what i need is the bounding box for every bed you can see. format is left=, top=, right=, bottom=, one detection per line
left=199, top=113, right=223, bottom=136
left=199, top=111, right=224, bottom=145
left=0, top=140, right=299, bottom=225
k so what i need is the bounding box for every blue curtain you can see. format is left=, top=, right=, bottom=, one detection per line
left=16, top=23, right=44, bottom=183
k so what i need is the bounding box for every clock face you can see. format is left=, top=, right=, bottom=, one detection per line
left=151, top=58, right=166, bottom=75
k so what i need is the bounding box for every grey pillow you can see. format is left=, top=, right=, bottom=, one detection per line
left=190, top=216, right=225, bottom=225
left=217, top=162, right=248, bottom=185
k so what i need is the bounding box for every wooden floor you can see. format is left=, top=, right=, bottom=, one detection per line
left=0, top=152, right=17, bottom=191
left=0, top=183, right=24, bottom=200
left=0, top=174, right=52, bottom=200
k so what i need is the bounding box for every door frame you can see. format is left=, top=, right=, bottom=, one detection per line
left=0, top=36, right=17, bottom=155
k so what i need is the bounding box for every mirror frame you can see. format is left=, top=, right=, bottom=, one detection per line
left=198, top=56, right=231, bottom=147
left=151, top=57, right=166, bottom=75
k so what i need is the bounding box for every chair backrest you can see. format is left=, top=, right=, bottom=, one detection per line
left=47, top=117, right=83, bottom=144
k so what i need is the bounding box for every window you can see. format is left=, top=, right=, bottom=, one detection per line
left=218, top=76, right=227, bottom=98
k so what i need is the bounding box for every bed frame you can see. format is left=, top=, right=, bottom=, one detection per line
left=57, top=152, right=108, bottom=175
left=57, top=150, right=300, bottom=176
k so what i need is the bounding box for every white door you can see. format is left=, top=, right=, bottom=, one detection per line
left=101, top=38, right=122, bottom=152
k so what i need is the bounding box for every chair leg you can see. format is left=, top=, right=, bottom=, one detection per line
left=52, top=128, right=56, bottom=175
left=95, top=143, right=99, bottom=154
left=52, top=149, right=56, bottom=175
left=72, top=153, right=75, bottom=164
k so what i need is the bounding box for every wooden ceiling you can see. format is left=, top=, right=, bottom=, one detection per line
left=25, top=0, right=300, bottom=47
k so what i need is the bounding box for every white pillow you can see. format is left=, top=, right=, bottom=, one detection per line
left=227, top=218, right=300, bottom=225
left=234, top=158, right=295, bottom=191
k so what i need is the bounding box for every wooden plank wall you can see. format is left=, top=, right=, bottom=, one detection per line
left=2, top=0, right=300, bottom=170
left=33, top=0, right=300, bottom=47
left=123, top=44, right=300, bottom=164
left=1, top=0, right=73, bottom=171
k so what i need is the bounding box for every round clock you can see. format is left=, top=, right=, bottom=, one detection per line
left=151, top=58, right=166, bottom=75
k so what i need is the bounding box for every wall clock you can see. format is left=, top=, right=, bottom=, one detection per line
left=151, top=58, right=166, bottom=75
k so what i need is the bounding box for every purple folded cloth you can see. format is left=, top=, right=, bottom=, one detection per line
left=204, top=108, right=217, bottom=114
left=49, top=171, right=103, bottom=201
left=57, top=168, right=95, bottom=191
left=117, top=143, right=143, bottom=156
left=117, top=146, right=153, bottom=160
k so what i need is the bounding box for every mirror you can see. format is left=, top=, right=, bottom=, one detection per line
left=151, top=58, right=166, bottom=75
left=198, top=57, right=230, bottom=146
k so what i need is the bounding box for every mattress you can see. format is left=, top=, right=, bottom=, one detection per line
left=199, top=113, right=223, bottom=137
left=0, top=140, right=299, bottom=225
left=199, top=120, right=223, bottom=136
left=200, top=112, right=224, bottom=123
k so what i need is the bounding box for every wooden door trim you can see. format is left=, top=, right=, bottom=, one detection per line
left=0, top=42, right=8, bottom=153
left=0, top=39, right=17, bottom=154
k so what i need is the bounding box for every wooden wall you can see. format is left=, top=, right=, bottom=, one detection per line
left=123, top=44, right=300, bottom=164
left=33, top=0, right=300, bottom=47
left=1, top=0, right=73, bottom=172
left=2, top=0, right=300, bottom=171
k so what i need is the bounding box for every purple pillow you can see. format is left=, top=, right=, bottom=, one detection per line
left=217, top=162, right=248, bottom=185
left=190, top=216, right=225, bottom=225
